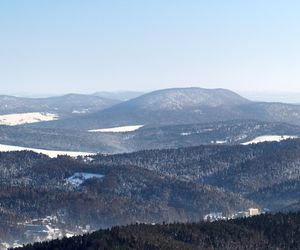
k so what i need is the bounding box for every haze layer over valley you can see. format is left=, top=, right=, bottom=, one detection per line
left=1, top=87, right=300, bottom=155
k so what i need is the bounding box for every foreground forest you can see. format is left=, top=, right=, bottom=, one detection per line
left=14, top=212, right=300, bottom=250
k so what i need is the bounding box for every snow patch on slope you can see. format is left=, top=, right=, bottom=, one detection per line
left=89, top=125, right=143, bottom=133
left=66, top=173, right=104, bottom=187
left=72, top=109, right=89, bottom=114
left=0, top=144, right=93, bottom=158
left=180, top=132, right=192, bottom=136
left=242, top=135, right=298, bottom=145
left=215, top=140, right=227, bottom=144
left=0, top=112, right=58, bottom=126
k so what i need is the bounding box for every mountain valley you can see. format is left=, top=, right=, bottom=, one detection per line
left=1, top=88, right=300, bottom=248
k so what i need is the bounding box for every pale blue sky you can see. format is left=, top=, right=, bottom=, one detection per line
left=0, top=1, right=300, bottom=95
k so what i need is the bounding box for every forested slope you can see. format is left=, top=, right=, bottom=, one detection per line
left=14, top=212, right=300, bottom=250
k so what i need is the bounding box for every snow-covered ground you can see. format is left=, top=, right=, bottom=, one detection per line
left=0, top=112, right=58, bottom=126
left=72, top=109, right=89, bottom=114
left=0, top=144, right=94, bottom=158
left=180, top=132, right=192, bottom=136
left=180, top=128, right=214, bottom=136
left=242, top=135, right=298, bottom=145
left=66, top=173, right=105, bottom=187
left=88, top=125, right=144, bottom=133
left=215, top=140, right=227, bottom=144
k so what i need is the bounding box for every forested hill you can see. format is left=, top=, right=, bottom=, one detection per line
left=93, top=138, right=300, bottom=210
left=3, top=139, right=300, bottom=246
left=14, top=212, right=300, bottom=250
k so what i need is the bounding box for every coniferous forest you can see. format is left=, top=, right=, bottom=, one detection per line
left=14, top=212, right=300, bottom=250
left=2, top=139, right=300, bottom=247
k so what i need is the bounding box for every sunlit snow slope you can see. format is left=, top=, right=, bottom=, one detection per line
left=0, top=112, right=58, bottom=126
left=0, top=144, right=93, bottom=158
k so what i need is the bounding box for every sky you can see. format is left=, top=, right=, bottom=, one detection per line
left=0, top=0, right=300, bottom=96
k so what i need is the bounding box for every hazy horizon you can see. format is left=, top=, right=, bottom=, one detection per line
left=2, top=87, right=300, bottom=104
left=1, top=1, right=300, bottom=95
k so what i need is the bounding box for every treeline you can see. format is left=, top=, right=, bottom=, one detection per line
left=14, top=212, right=300, bottom=250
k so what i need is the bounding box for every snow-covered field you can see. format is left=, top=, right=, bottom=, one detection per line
left=89, top=125, right=144, bottom=133
left=0, top=112, right=58, bottom=126
left=242, top=135, right=298, bottom=145
left=66, top=172, right=104, bottom=187
left=0, top=144, right=93, bottom=158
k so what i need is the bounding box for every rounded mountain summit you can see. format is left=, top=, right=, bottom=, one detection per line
left=26, top=87, right=300, bottom=130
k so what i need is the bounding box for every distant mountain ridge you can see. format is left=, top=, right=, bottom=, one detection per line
left=118, top=87, right=251, bottom=111
left=93, top=91, right=144, bottom=101
left=0, top=94, right=120, bottom=118
left=27, top=87, right=300, bottom=130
